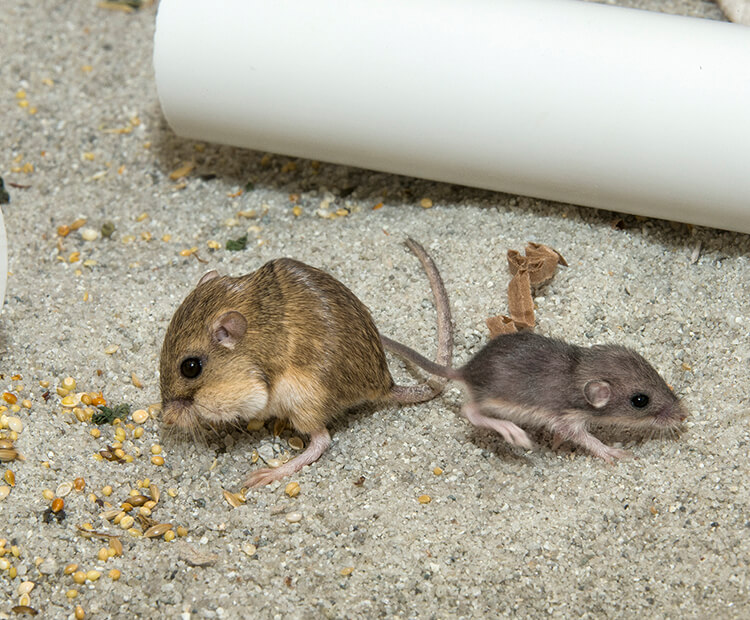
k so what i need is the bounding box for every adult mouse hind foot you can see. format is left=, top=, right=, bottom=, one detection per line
left=244, top=428, right=331, bottom=488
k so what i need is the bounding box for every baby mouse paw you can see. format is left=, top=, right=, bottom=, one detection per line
left=597, top=445, right=633, bottom=464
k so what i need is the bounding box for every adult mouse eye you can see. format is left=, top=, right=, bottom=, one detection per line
left=180, top=357, right=202, bottom=379
left=630, top=393, right=649, bottom=409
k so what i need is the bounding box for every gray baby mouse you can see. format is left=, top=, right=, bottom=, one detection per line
left=160, top=239, right=452, bottom=487
left=382, top=331, right=687, bottom=462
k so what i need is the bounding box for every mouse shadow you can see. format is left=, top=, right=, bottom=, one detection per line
left=150, top=109, right=750, bottom=257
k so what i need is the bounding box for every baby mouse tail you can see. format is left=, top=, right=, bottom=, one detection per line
left=383, top=238, right=457, bottom=404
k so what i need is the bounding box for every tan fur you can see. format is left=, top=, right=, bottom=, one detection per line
left=159, top=241, right=454, bottom=486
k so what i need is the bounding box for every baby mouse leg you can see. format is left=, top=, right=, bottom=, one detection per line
left=244, top=428, right=331, bottom=488
left=552, top=417, right=632, bottom=463
left=461, top=402, right=532, bottom=449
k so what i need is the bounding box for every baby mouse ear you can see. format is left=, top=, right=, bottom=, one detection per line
left=583, top=380, right=611, bottom=409
left=198, top=270, right=220, bottom=286
left=211, top=311, right=247, bottom=349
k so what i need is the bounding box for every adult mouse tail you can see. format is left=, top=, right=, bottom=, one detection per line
left=384, top=238, right=457, bottom=404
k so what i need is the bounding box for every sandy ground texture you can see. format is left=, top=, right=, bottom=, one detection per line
left=1, top=1, right=749, bottom=618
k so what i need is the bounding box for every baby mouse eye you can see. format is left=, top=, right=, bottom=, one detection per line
left=180, top=357, right=202, bottom=379
left=630, top=393, right=650, bottom=409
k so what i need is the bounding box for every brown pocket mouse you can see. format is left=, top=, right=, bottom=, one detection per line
left=382, top=331, right=687, bottom=462
left=159, top=238, right=452, bottom=487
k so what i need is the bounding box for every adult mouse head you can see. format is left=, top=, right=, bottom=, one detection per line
left=576, top=345, right=687, bottom=429
left=159, top=272, right=269, bottom=433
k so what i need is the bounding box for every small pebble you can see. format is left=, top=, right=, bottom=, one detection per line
left=286, top=512, right=303, bottom=523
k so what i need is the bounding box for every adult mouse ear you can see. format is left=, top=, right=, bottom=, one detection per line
left=198, top=270, right=220, bottom=286
left=583, top=380, right=611, bottom=408
left=211, top=311, right=247, bottom=349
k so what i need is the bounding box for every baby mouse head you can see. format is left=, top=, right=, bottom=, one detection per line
left=159, top=271, right=269, bottom=435
left=575, top=345, right=687, bottom=430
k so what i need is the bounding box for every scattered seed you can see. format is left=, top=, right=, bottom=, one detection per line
left=285, top=482, right=300, bottom=498
left=151, top=455, right=164, bottom=466
left=119, top=515, right=135, bottom=530
left=420, top=198, right=433, bottom=208
left=2, top=392, right=17, bottom=405
left=86, top=570, right=101, bottom=582
left=72, top=571, right=86, bottom=584
left=12, top=606, right=38, bottom=616
left=7, top=417, right=23, bottom=433
left=169, top=161, right=195, bottom=180
left=66, top=589, right=78, bottom=599
left=0, top=485, right=10, bottom=501
left=288, top=437, right=304, bottom=451
left=132, top=409, right=148, bottom=424
left=0, top=449, right=18, bottom=464
left=97, top=547, right=109, bottom=562
left=285, top=512, right=302, bottom=523
left=242, top=543, right=257, bottom=556
left=51, top=498, right=64, bottom=512
left=176, top=526, right=188, bottom=537
left=266, top=458, right=281, bottom=469
left=4, top=470, right=15, bottom=486
left=109, top=536, right=123, bottom=556
left=149, top=484, right=160, bottom=503
left=104, top=344, right=119, bottom=355
left=74, top=477, right=85, bottom=491
left=131, top=373, right=143, bottom=389
left=42, top=489, right=55, bottom=501
left=128, top=494, right=150, bottom=507
left=143, top=523, right=172, bottom=538
left=109, top=568, right=121, bottom=580
left=75, top=604, right=85, bottom=620
left=90, top=429, right=101, bottom=439
left=64, top=564, right=79, bottom=575
left=101, top=485, right=113, bottom=497
left=418, top=494, right=432, bottom=504
left=223, top=490, right=244, bottom=508
left=17, top=581, right=34, bottom=596
left=150, top=444, right=162, bottom=455
left=433, top=467, right=443, bottom=476
left=340, top=566, right=354, bottom=576
left=18, top=593, right=31, bottom=607
left=164, top=530, right=176, bottom=542
left=56, top=481, right=73, bottom=497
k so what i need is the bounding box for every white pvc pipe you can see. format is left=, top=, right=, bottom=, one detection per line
left=153, top=0, right=750, bottom=234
